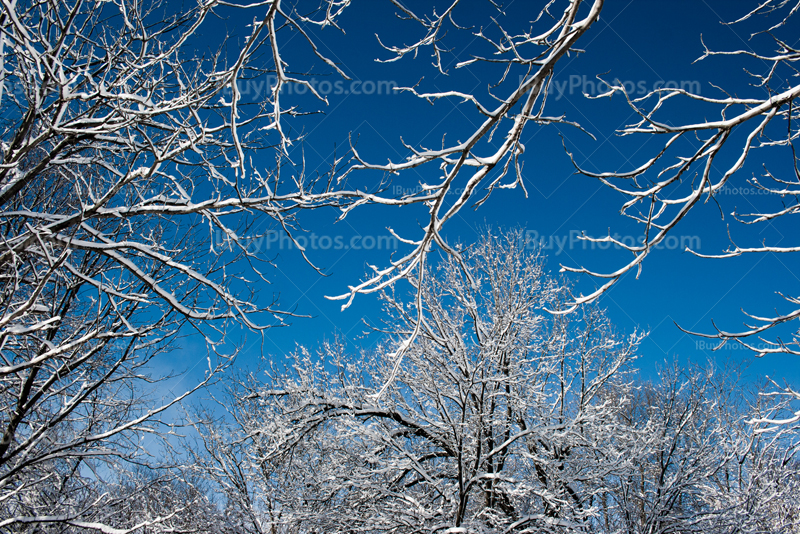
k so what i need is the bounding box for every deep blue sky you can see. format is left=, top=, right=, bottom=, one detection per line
left=172, top=0, right=800, bottom=388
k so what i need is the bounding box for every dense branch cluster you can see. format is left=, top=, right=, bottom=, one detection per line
left=194, top=232, right=800, bottom=533
left=0, top=0, right=351, bottom=529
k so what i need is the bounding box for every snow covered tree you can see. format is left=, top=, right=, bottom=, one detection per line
left=195, top=230, right=645, bottom=533
left=0, top=0, right=352, bottom=530
left=595, top=361, right=800, bottom=534
left=192, top=230, right=799, bottom=534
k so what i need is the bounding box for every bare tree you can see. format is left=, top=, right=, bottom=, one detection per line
left=0, top=0, right=353, bottom=530
left=595, top=361, right=800, bottom=534
left=195, top=230, right=645, bottom=533
left=191, top=231, right=800, bottom=533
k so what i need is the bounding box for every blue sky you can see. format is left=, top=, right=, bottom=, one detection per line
left=179, top=0, right=800, bottom=388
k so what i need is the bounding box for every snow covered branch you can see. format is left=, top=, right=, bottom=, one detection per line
left=563, top=0, right=800, bottom=355
left=327, top=0, right=604, bottom=312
